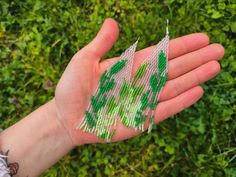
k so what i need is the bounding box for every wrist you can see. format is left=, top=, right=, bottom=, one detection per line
left=52, top=97, right=90, bottom=146
left=45, top=99, right=76, bottom=150
left=0, top=100, right=75, bottom=176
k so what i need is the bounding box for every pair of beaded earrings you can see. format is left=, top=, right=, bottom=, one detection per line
left=77, top=21, right=170, bottom=141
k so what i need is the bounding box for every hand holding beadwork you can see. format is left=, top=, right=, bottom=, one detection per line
left=0, top=18, right=224, bottom=176
left=54, top=18, right=224, bottom=146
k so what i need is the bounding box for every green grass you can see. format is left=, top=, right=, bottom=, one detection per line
left=0, top=0, right=235, bottom=176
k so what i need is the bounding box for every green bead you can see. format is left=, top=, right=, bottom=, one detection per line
left=99, top=70, right=108, bottom=86
left=133, top=63, right=149, bottom=85
left=134, top=111, right=147, bottom=126
left=140, top=90, right=150, bottom=110
left=85, top=111, right=96, bottom=128
left=149, top=73, right=159, bottom=94
left=158, top=50, right=167, bottom=75
left=110, top=59, right=127, bottom=75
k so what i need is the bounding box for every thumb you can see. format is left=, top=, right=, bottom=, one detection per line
left=83, top=18, right=119, bottom=60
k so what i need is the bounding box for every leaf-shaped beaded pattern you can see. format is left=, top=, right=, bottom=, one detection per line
left=77, top=35, right=169, bottom=141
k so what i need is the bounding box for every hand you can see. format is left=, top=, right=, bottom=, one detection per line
left=54, top=18, right=224, bottom=146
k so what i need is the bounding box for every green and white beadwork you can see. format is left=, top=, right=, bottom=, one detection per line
left=77, top=32, right=169, bottom=141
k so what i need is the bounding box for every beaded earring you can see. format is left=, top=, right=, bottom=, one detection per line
left=77, top=20, right=170, bottom=141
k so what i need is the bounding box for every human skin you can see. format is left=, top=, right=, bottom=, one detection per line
left=0, top=18, right=224, bottom=176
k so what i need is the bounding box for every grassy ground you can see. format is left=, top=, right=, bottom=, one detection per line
left=0, top=0, right=235, bottom=176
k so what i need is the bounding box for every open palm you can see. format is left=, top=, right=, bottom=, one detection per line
left=54, top=18, right=224, bottom=146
